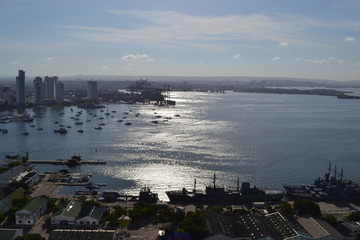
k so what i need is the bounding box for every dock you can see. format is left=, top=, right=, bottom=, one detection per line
left=28, top=160, right=106, bottom=165
left=54, top=182, right=107, bottom=187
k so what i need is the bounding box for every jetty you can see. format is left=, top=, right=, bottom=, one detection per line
left=29, top=155, right=106, bottom=166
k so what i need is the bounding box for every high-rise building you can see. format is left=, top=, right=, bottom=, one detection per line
left=87, top=81, right=98, bottom=100
left=16, top=70, right=25, bottom=106
left=33, top=77, right=43, bottom=105
left=55, top=81, right=64, bottom=103
left=44, top=76, right=55, bottom=102
left=44, top=76, right=59, bottom=102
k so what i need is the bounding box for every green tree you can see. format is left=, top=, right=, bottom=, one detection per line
left=322, top=214, right=337, bottom=224
left=81, top=199, right=101, bottom=208
left=278, top=202, right=294, bottom=217
left=293, top=199, right=321, bottom=217
left=347, top=212, right=360, bottom=221
left=179, top=211, right=208, bottom=240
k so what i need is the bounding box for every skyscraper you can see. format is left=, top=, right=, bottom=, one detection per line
left=33, top=76, right=43, bottom=105
left=55, top=81, right=64, bottom=103
left=87, top=81, right=98, bottom=100
left=16, top=70, right=25, bottom=106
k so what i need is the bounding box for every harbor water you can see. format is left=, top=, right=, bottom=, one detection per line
left=1, top=91, right=360, bottom=200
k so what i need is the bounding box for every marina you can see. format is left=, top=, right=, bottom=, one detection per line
left=1, top=91, right=360, bottom=201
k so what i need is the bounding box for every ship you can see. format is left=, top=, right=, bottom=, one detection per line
left=166, top=174, right=284, bottom=204
left=284, top=163, right=360, bottom=201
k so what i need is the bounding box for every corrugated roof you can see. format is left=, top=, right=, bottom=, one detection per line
left=53, top=200, right=82, bottom=218
left=77, top=206, right=106, bottom=220
left=21, top=196, right=47, bottom=213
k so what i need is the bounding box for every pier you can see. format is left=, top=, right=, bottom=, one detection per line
left=28, top=159, right=106, bottom=165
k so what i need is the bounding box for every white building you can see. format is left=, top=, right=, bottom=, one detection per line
left=16, top=70, right=25, bottom=106
left=87, top=81, right=98, bottom=100
left=15, top=196, right=47, bottom=225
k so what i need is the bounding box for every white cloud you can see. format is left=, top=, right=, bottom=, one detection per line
left=101, top=65, right=109, bottom=70
left=278, top=42, right=289, bottom=47
left=121, top=54, right=154, bottom=62
left=10, top=61, right=19, bottom=65
left=199, top=62, right=205, bottom=66
left=232, top=54, right=241, bottom=59
left=58, top=9, right=343, bottom=49
left=345, top=37, right=357, bottom=42
left=272, top=56, right=281, bottom=61
left=45, top=57, right=54, bottom=61
left=295, top=58, right=302, bottom=61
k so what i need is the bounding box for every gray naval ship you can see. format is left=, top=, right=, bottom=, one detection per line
left=284, top=163, right=360, bottom=201
left=166, top=174, right=284, bottom=204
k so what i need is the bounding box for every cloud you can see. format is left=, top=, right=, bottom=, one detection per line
left=101, top=65, right=109, bottom=70
left=232, top=54, right=241, bottom=59
left=299, top=57, right=344, bottom=65
left=10, top=61, right=19, bottom=65
left=45, top=57, right=54, bottom=61
left=278, top=42, right=289, bottom=47
left=272, top=56, right=281, bottom=61
left=121, top=54, right=154, bottom=62
left=58, top=9, right=345, bottom=49
left=345, top=37, right=357, bottom=42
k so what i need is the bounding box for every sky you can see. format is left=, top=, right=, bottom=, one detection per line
left=0, top=0, right=359, bottom=81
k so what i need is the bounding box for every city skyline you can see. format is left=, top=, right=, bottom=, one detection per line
left=0, top=0, right=359, bottom=81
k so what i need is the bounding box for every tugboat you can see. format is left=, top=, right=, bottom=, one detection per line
left=166, top=174, right=284, bottom=204
left=284, top=163, right=360, bottom=201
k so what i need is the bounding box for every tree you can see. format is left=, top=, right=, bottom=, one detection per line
left=347, top=212, right=360, bottom=221
left=293, top=199, right=321, bottom=217
left=278, top=202, right=294, bottom=217
left=322, top=214, right=337, bottom=224
left=179, top=211, right=208, bottom=240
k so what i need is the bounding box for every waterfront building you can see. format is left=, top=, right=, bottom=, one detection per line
left=51, top=200, right=82, bottom=225
left=15, top=196, right=47, bottom=225
left=75, top=206, right=107, bottom=226
left=16, top=70, right=25, bottom=106
left=44, top=76, right=58, bottom=102
left=87, top=81, right=98, bottom=100
left=33, top=76, right=43, bottom=105
left=55, top=81, right=64, bottom=103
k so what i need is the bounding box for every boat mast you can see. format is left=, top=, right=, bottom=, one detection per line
left=340, top=167, right=343, bottom=181
left=194, top=179, right=197, bottom=193
left=237, top=177, right=240, bottom=192
left=334, top=165, right=337, bottom=179
left=213, top=173, right=216, bottom=188
left=328, top=162, right=331, bottom=176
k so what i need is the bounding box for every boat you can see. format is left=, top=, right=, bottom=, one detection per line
left=1, top=129, right=8, bottom=134
left=117, top=119, right=123, bottom=122
left=124, top=122, right=132, bottom=125
left=77, top=129, right=84, bottom=133
left=36, top=127, right=43, bottom=131
left=22, top=132, right=29, bottom=136
left=283, top=163, right=360, bottom=201
left=166, top=174, right=284, bottom=204
left=101, top=191, right=120, bottom=201
left=139, top=186, right=158, bottom=203
left=94, top=126, right=102, bottom=130
left=54, top=128, right=68, bottom=134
